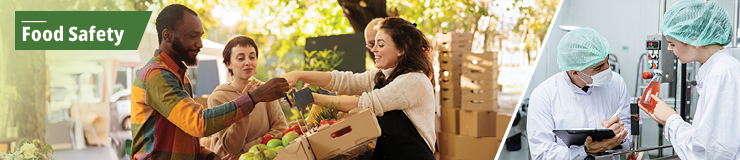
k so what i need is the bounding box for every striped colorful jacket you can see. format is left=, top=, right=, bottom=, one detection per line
left=131, top=50, right=255, bottom=160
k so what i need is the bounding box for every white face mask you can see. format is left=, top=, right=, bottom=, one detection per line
left=578, top=67, right=612, bottom=87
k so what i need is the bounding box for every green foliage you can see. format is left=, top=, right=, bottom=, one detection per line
left=511, top=0, right=560, bottom=62
left=0, top=138, right=53, bottom=160
left=387, top=0, right=488, bottom=35
left=302, top=47, right=345, bottom=72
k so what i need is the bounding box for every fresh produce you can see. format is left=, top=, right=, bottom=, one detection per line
left=260, top=134, right=274, bottom=145
left=282, top=131, right=299, bottom=146
left=291, top=125, right=303, bottom=135
left=307, top=103, right=339, bottom=125
left=239, top=153, right=253, bottom=160
left=266, top=139, right=282, bottom=148
left=241, top=130, right=299, bottom=160
left=248, top=144, right=268, bottom=155
left=319, top=119, right=336, bottom=127
left=263, top=149, right=278, bottom=159
left=253, top=152, right=266, bottom=160
left=281, top=128, right=295, bottom=138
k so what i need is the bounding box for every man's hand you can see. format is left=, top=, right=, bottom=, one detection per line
left=250, top=78, right=290, bottom=103
left=601, top=116, right=624, bottom=136
left=584, top=128, right=628, bottom=154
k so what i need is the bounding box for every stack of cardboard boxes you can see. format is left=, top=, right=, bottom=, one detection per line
left=436, top=32, right=514, bottom=160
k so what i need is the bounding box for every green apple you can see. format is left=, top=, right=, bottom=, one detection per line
left=248, top=145, right=260, bottom=154
left=274, top=146, right=285, bottom=151
left=248, top=144, right=269, bottom=155
left=263, top=149, right=278, bottom=159
left=239, top=153, right=254, bottom=160
left=256, top=144, right=269, bottom=150
left=267, top=139, right=283, bottom=148
left=253, top=152, right=267, bottom=160
left=282, top=131, right=299, bottom=146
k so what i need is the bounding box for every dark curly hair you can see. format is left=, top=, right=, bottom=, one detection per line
left=373, top=17, right=434, bottom=89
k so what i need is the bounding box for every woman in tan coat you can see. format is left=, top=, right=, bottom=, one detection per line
left=206, top=36, right=288, bottom=160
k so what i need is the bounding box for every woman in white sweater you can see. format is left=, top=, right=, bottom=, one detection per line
left=282, top=17, right=436, bottom=159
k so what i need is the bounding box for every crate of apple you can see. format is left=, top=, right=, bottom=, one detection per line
left=240, top=125, right=304, bottom=160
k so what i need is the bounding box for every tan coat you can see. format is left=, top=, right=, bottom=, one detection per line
left=206, top=82, right=288, bottom=160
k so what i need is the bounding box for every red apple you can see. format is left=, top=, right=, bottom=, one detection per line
left=261, top=134, right=274, bottom=145
left=291, top=125, right=303, bottom=135
left=282, top=128, right=295, bottom=138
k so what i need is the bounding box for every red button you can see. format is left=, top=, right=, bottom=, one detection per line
left=642, top=72, right=653, bottom=79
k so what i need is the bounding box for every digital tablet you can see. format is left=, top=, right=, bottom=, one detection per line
left=553, top=128, right=616, bottom=147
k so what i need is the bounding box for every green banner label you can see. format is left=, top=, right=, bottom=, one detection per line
left=15, top=11, right=151, bottom=50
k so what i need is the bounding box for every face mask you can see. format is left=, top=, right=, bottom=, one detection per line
left=578, top=67, right=612, bottom=87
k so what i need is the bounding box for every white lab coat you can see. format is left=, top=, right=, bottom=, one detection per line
left=527, top=71, right=633, bottom=160
left=663, top=48, right=740, bottom=159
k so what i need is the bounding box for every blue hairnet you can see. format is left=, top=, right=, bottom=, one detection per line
left=557, top=27, right=610, bottom=71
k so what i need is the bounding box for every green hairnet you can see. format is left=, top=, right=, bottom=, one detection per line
left=557, top=27, right=610, bottom=71
left=661, top=0, right=732, bottom=47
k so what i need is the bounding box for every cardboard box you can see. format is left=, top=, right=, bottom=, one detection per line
left=459, top=110, right=497, bottom=137
left=275, top=136, right=315, bottom=160
left=440, top=108, right=459, bottom=134
left=437, top=32, right=474, bottom=43
left=462, top=51, right=496, bottom=64
left=462, top=64, right=497, bottom=80
left=438, top=132, right=457, bottom=156
left=71, top=102, right=110, bottom=146
left=496, top=110, right=515, bottom=137
left=460, top=77, right=497, bottom=90
left=438, top=51, right=461, bottom=68
left=453, top=135, right=502, bottom=159
left=439, top=42, right=472, bottom=52
left=440, top=86, right=461, bottom=109
left=307, top=108, right=381, bottom=160
left=461, top=99, right=497, bottom=111
left=461, top=88, right=497, bottom=101
left=441, top=154, right=459, bottom=160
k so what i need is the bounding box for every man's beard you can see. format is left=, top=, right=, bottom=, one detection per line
left=172, top=35, right=199, bottom=66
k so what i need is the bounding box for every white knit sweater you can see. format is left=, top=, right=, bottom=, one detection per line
left=322, top=68, right=436, bottom=151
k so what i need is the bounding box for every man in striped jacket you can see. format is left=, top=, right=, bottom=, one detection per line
left=130, top=4, right=290, bottom=160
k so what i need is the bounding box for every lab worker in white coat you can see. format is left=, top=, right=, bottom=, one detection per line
left=639, top=1, right=740, bottom=159
left=527, top=27, right=632, bottom=160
